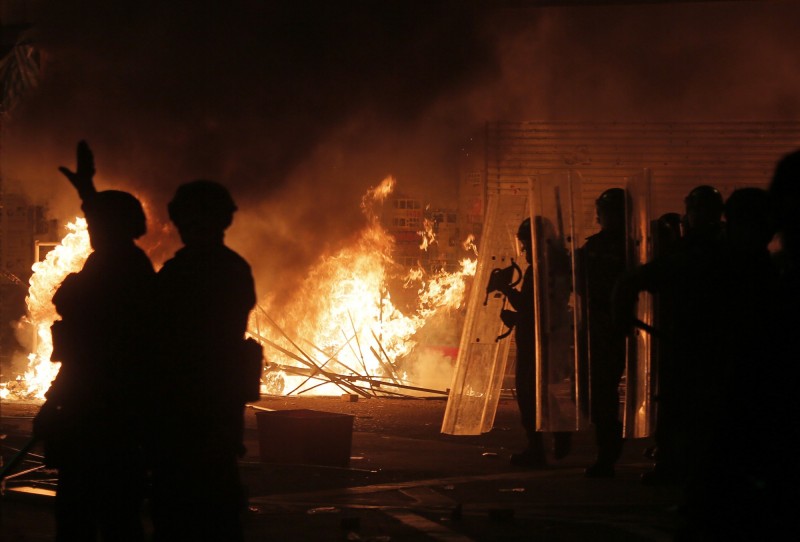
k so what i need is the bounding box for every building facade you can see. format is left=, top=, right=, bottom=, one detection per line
left=0, top=190, right=60, bottom=363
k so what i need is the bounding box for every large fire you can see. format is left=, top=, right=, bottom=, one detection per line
left=250, top=177, right=476, bottom=396
left=0, top=178, right=476, bottom=401
left=0, top=219, right=92, bottom=400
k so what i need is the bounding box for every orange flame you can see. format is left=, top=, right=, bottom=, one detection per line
left=418, top=217, right=437, bottom=251
left=463, top=234, right=477, bottom=256
left=251, top=177, right=476, bottom=396
left=2, top=219, right=93, bottom=400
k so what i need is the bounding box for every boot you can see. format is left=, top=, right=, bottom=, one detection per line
left=553, top=432, right=572, bottom=460
left=585, top=421, right=623, bottom=478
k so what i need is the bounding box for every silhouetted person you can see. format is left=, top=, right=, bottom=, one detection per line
left=33, top=141, right=155, bottom=541
left=501, top=217, right=571, bottom=468
left=641, top=212, right=684, bottom=475
left=679, top=186, right=782, bottom=539
left=764, top=150, right=800, bottom=540
left=150, top=180, right=256, bottom=542
left=616, top=184, right=728, bottom=487
left=642, top=189, right=724, bottom=484
left=576, top=188, right=628, bottom=478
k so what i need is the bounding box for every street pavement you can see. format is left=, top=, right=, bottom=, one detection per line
left=1, top=395, right=684, bottom=541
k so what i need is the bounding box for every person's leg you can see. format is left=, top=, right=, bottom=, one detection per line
left=552, top=431, right=572, bottom=460
left=585, top=418, right=623, bottom=477
left=512, top=356, right=546, bottom=467
left=585, top=369, right=623, bottom=478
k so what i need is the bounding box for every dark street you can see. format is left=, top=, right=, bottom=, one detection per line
left=2, top=395, right=681, bottom=541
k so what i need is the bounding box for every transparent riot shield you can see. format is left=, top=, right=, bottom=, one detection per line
left=441, top=192, right=529, bottom=435
left=623, top=168, right=655, bottom=438
left=529, top=172, right=587, bottom=432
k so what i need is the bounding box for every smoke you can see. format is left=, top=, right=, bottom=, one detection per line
left=2, top=1, right=497, bottom=297
left=494, top=2, right=800, bottom=122
left=3, top=1, right=800, bottom=303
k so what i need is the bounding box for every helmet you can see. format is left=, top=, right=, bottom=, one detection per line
left=517, top=217, right=532, bottom=244
left=596, top=188, right=626, bottom=214
left=168, top=179, right=237, bottom=234
left=84, top=190, right=147, bottom=240
left=684, top=185, right=723, bottom=218
left=684, top=185, right=724, bottom=231
left=595, top=188, right=626, bottom=229
left=658, top=212, right=682, bottom=229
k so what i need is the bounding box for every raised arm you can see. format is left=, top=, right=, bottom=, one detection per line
left=59, top=140, right=97, bottom=202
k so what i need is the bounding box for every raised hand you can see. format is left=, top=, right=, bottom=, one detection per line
left=59, top=140, right=97, bottom=201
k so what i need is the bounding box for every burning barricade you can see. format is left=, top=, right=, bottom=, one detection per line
left=1, top=178, right=476, bottom=401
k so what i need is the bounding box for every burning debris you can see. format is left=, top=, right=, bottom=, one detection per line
left=249, top=177, right=476, bottom=397
left=1, top=179, right=476, bottom=401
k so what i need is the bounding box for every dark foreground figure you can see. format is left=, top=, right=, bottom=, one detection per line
left=150, top=180, right=257, bottom=542
left=616, top=178, right=798, bottom=540
left=34, top=142, right=155, bottom=541
left=678, top=186, right=783, bottom=541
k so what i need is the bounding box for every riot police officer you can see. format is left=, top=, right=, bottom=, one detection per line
left=614, top=184, right=728, bottom=486
left=501, top=217, right=571, bottom=467
left=577, top=188, right=628, bottom=478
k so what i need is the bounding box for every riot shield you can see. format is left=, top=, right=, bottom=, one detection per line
left=441, top=192, right=529, bottom=435
left=529, top=172, right=587, bottom=432
left=623, top=169, right=655, bottom=438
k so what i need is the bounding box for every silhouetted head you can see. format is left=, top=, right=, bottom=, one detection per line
left=684, top=185, right=724, bottom=231
left=84, top=190, right=147, bottom=249
left=654, top=212, right=683, bottom=256
left=725, top=188, right=775, bottom=253
left=657, top=212, right=683, bottom=237
left=595, top=188, right=626, bottom=232
left=168, top=180, right=237, bottom=245
left=517, top=217, right=532, bottom=244
left=769, top=149, right=800, bottom=252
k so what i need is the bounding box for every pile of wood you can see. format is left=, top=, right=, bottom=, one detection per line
left=250, top=308, right=447, bottom=398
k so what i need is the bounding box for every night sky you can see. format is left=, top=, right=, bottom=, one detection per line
left=3, top=0, right=800, bottom=301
